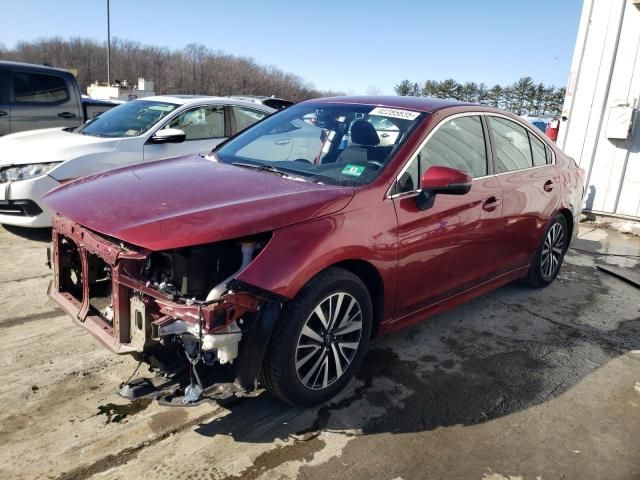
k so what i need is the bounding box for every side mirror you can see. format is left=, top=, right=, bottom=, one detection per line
left=416, top=166, right=472, bottom=211
left=150, top=128, right=186, bottom=144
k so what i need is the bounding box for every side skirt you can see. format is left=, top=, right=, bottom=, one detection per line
left=379, top=266, right=529, bottom=336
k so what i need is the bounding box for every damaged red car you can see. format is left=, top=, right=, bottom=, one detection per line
left=44, top=96, right=585, bottom=407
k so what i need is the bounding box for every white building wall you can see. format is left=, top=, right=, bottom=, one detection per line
left=558, top=0, right=640, bottom=219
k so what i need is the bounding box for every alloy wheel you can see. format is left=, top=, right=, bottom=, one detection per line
left=295, top=292, right=363, bottom=390
left=541, top=222, right=565, bottom=279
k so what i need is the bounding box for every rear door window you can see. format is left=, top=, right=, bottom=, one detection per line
left=232, top=106, right=268, bottom=132
left=489, top=116, right=534, bottom=173
left=11, top=72, right=69, bottom=104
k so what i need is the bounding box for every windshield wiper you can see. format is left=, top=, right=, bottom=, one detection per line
left=231, top=161, right=322, bottom=184
left=78, top=131, right=105, bottom=137
left=232, top=161, right=294, bottom=177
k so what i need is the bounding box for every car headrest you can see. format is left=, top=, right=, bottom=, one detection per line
left=351, top=120, right=380, bottom=146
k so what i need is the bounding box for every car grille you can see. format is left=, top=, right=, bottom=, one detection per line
left=0, top=200, right=43, bottom=217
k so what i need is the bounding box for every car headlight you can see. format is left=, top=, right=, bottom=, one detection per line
left=0, top=163, right=60, bottom=183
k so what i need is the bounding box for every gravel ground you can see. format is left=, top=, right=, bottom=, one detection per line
left=0, top=223, right=639, bottom=480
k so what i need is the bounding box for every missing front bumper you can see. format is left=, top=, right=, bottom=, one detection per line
left=48, top=215, right=264, bottom=354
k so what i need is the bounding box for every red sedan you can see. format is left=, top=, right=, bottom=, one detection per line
left=44, top=96, right=585, bottom=407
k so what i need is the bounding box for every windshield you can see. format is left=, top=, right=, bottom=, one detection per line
left=77, top=100, right=178, bottom=138
left=214, top=102, right=425, bottom=186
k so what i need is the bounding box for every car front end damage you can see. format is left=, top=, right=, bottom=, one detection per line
left=48, top=214, right=284, bottom=404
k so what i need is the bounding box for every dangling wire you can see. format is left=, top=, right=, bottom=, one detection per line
left=122, top=359, right=143, bottom=386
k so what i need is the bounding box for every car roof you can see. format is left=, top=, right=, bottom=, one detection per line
left=134, top=95, right=276, bottom=111
left=141, top=95, right=227, bottom=105
left=0, top=60, right=74, bottom=75
left=305, top=95, right=474, bottom=113
left=228, top=95, right=289, bottom=102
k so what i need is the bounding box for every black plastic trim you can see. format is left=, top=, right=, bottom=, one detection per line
left=234, top=300, right=282, bottom=390
left=0, top=199, right=43, bottom=216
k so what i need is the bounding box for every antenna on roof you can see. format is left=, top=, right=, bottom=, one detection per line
left=106, top=0, right=111, bottom=85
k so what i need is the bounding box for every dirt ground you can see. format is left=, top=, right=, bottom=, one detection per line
left=0, top=223, right=639, bottom=480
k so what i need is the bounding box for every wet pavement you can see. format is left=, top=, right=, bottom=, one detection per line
left=0, top=223, right=639, bottom=480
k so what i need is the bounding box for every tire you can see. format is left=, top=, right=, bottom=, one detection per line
left=523, top=214, right=568, bottom=288
left=262, top=267, right=373, bottom=407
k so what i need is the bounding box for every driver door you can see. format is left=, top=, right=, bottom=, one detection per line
left=391, top=114, right=504, bottom=318
left=143, top=105, right=228, bottom=161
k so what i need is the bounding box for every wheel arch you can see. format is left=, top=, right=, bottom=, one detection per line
left=555, top=207, right=574, bottom=252
left=331, top=259, right=385, bottom=339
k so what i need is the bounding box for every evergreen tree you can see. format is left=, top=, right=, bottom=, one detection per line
left=502, top=86, right=516, bottom=111
left=393, top=76, right=565, bottom=115
left=476, top=83, right=489, bottom=104
left=438, top=79, right=460, bottom=99
left=549, top=87, right=566, bottom=115
left=394, top=80, right=414, bottom=96
left=421, top=80, right=439, bottom=97
left=462, top=82, right=478, bottom=102
left=512, top=76, right=534, bottom=115
left=542, top=86, right=555, bottom=114
left=487, top=85, right=503, bottom=107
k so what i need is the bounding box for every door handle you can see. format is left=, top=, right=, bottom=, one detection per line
left=274, top=139, right=291, bottom=145
left=0, top=111, right=7, bottom=117
left=482, top=196, right=501, bottom=212
left=544, top=180, right=554, bottom=192
left=380, top=132, right=390, bottom=138
left=57, top=112, right=77, bottom=119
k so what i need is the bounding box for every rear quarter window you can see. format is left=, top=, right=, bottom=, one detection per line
left=529, top=132, right=548, bottom=167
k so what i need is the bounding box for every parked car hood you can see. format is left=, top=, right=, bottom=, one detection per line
left=43, top=155, right=355, bottom=251
left=0, top=128, right=119, bottom=167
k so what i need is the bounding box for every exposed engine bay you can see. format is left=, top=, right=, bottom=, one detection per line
left=49, top=215, right=280, bottom=404
left=142, top=239, right=251, bottom=301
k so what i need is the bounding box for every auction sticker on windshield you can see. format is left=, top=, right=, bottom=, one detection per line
left=369, top=107, right=420, bottom=121
left=342, top=164, right=365, bottom=176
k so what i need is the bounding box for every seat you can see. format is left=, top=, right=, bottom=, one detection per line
left=181, top=123, right=211, bottom=139
left=336, top=120, right=380, bottom=163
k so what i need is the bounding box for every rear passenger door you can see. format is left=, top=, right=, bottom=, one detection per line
left=487, top=115, right=560, bottom=273
left=392, top=114, right=504, bottom=318
left=9, top=69, right=81, bottom=132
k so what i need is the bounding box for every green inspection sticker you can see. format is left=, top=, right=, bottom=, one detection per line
left=342, top=164, right=365, bottom=176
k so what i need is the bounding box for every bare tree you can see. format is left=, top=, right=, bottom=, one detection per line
left=1, top=37, right=343, bottom=101
left=366, top=85, right=382, bottom=96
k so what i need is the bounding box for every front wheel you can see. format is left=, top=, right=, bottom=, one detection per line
left=262, top=267, right=372, bottom=407
left=523, top=214, right=568, bottom=288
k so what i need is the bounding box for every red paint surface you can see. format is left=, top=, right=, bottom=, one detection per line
left=43, top=155, right=354, bottom=251
left=420, top=165, right=472, bottom=190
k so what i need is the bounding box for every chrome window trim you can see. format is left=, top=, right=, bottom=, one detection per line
left=386, top=111, right=556, bottom=199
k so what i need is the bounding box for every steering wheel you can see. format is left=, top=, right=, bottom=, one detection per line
left=367, top=161, right=383, bottom=170
left=294, top=158, right=312, bottom=163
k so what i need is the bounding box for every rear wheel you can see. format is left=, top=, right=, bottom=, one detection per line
left=524, top=214, right=568, bottom=287
left=262, top=267, right=372, bottom=407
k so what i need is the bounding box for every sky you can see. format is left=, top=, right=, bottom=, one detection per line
left=0, top=0, right=584, bottom=94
